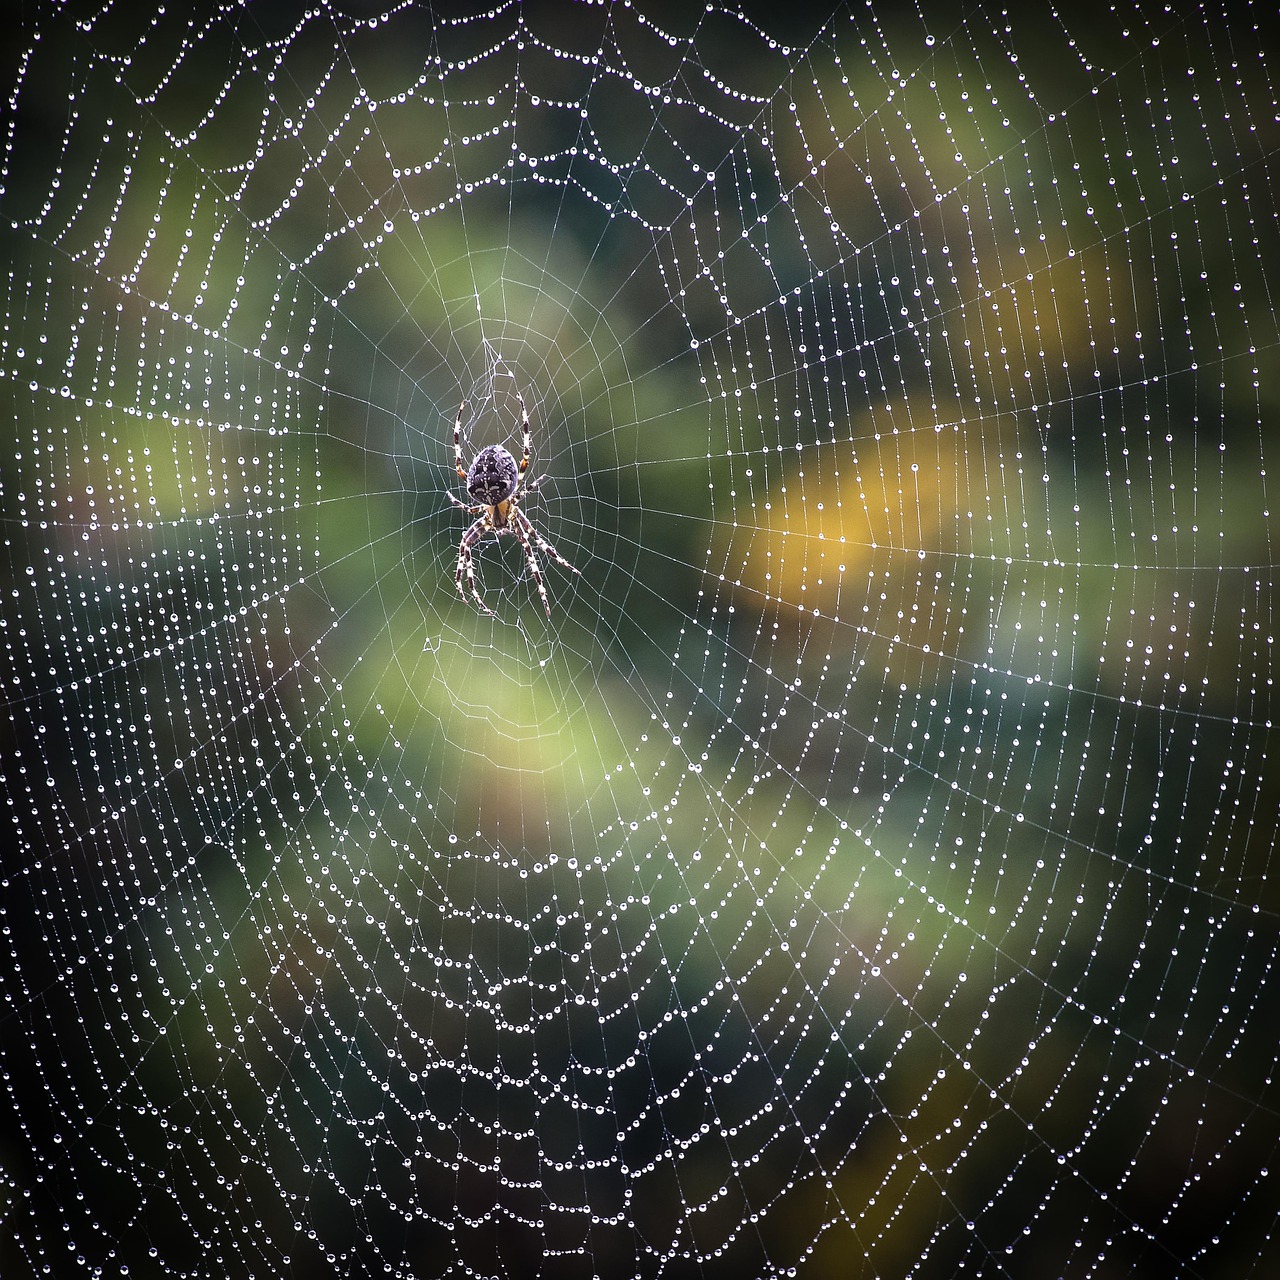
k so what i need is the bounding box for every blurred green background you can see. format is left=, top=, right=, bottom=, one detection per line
left=1, top=3, right=1276, bottom=1277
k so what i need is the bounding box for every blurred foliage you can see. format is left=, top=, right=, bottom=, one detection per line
left=1, top=3, right=1276, bottom=1278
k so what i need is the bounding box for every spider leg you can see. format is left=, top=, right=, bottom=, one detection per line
left=454, top=402, right=467, bottom=479
left=511, top=510, right=552, bottom=617
left=514, top=387, right=531, bottom=476
left=456, top=516, right=496, bottom=617
left=515, top=508, right=581, bottom=576
left=448, top=492, right=484, bottom=513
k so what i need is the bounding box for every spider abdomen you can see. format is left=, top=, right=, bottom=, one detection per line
left=466, top=444, right=519, bottom=505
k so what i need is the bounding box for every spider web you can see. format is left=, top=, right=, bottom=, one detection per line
left=2, top=2, right=1278, bottom=1276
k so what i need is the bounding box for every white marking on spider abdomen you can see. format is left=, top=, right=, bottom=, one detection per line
left=466, top=445, right=518, bottom=505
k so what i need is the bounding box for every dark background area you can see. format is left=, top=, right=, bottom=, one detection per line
left=1, top=3, right=1277, bottom=1277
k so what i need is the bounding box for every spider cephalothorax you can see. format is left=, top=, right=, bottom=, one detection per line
left=449, top=391, right=579, bottom=617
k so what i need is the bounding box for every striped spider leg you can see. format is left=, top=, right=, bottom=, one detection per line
left=449, top=494, right=499, bottom=617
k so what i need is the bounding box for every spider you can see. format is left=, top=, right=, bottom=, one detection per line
left=449, top=390, right=580, bottom=618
